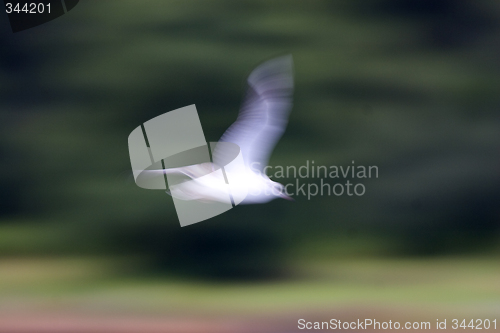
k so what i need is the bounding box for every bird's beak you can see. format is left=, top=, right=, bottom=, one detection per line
left=280, top=193, right=295, bottom=201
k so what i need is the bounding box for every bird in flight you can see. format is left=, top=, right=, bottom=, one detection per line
left=149, top=55, right=294, bottom=204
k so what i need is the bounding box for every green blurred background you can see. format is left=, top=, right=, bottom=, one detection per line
left=0, top=0, right=499, bottom=331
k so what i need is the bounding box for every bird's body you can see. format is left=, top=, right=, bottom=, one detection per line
left=149, top=55, right=294, bottom=204
left=160, top=163, right=286, bottom=204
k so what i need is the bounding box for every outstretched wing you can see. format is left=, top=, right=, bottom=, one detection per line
left=214, top=55, right=294, bottom=173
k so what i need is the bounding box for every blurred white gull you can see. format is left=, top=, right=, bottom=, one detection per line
left=153, top=55, right=294, bottom=204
